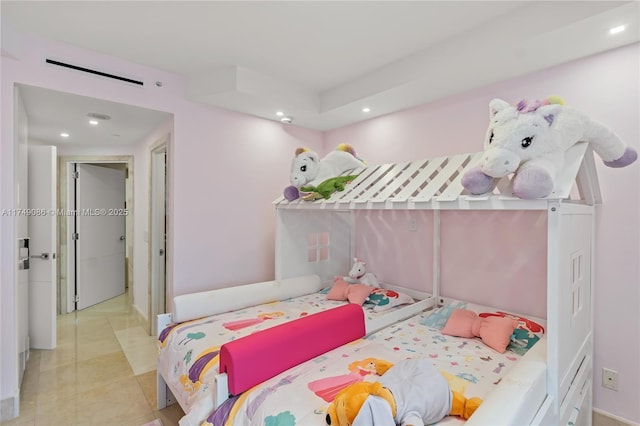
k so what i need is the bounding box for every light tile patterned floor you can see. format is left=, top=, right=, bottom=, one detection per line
left=3, top=291, right=185, bottom=426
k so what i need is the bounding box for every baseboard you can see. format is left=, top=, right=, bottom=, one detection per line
left=593, top=408, right=639, bottom=426
left=133, top=302, right=150, bottom=334
left=0, top=395, right=19, bottom=421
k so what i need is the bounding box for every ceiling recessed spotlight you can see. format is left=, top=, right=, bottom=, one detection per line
left=281, top=116, right=293, bottom=124
left=60, top=132, right=70, bottom=138
left=89, top=119, right=99, bottom=126
left=362, top=107, right=371, bottom=113
left=276, top=111, right=284, bottom=116
left=609, top=25, right=626, bottom=35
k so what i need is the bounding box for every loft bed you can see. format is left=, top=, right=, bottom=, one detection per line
left=230, top=142, right=595, bottom=425
left=160, top=142, right=597, bottom=426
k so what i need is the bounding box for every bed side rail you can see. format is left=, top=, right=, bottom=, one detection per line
left=466, top=338, right=548, bottom=425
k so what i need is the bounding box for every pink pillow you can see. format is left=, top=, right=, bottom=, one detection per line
left=441, top=309, right=518, bottom=353
left=326, top=278, right=373, bottom=305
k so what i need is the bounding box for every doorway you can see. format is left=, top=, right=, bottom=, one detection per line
left=149, top=137, right=168, bottom=335
left=73, top=162, right=127, bottom=310
left=58, top=156, right=134, bottom=313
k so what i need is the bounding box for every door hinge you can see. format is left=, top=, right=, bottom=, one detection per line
left=72, top=233, right=79, bottom=240
left=71, top=171, right=79, bottom=179
left=73, top=295, right=80, bottom=303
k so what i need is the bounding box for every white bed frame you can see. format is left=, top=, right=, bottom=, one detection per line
left=159, top=142, right=597, bottom=426
left=270, top=142, right=596, bottom=426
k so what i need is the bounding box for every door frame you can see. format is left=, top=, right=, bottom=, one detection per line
left=148, top=135, right=169, bottom=335
left=28, top=145, right=58, bottom=350
left=58, top=155, right=133, bottom=314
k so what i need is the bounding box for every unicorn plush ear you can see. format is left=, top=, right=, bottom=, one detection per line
left=294, top=147, right=310, bottom=156
left=535, top=104, right=563, bottom=127
left=301, top=151, right=319, bottom=163
left=489, top=99, right=511, bottom=117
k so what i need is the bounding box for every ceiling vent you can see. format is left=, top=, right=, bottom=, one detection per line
left=45, top=59, right=144, bottom=86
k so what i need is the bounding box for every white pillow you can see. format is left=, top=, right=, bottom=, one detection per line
left=365, top=288, right=414, bottom=312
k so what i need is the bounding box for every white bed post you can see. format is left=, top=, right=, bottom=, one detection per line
left=157, top=313, right=176, bottom=410
left=546, top=201, right=562, bottom=422
left=432, top=210, right=441, bottom=303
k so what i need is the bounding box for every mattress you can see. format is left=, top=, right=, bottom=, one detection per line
left=158, top=288, right=420, bottom=425
left=205, top=300, right=545, bottom=426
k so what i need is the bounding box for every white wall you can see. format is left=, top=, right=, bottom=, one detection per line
left=325, top=43, right=640, bottom=423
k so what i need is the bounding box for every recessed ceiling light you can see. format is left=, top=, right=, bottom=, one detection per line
left=89, top=119, right=99, bottom=126
left=60, top=132, right=70, bottom=138
left=362, top=107, right=371, bottom=113
left=276, top=111, right=284, bottom=116
left=281, top=116, right=293, bottom=124
left=609, top=25, right=626, bottom=35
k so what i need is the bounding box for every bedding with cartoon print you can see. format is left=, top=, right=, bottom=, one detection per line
left=205, top=301, right=545, bottom=426
left=158, top=289, right=417, bottom=425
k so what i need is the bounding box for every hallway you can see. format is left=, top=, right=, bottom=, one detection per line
left=3, top=292, right=184, bottom=425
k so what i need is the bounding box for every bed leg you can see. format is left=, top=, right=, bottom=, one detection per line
left=157, top=373, right=178, bottom=410
left=157, top=313, right=176, bottom=410
left=157, top=371, right=176, bottom=410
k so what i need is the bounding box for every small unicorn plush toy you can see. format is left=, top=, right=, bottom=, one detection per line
left=462, top=97, right=637, bottom=199
left=346, top=258, right=379, bottom=287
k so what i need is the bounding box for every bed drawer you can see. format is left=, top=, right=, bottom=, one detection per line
left=561, top=357, right=592, bottom=426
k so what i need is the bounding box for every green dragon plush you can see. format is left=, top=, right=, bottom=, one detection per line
left=300, top=175, right=358, bottom=201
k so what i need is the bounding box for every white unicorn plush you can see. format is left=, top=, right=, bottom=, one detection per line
left=462, top=97, right=637, bottom=199
left=345, top=258, right=379, bottom=287
left=284, top=144, right=365, bottom=201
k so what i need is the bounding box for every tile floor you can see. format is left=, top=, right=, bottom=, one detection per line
left=2, top=291, right=185, bottom=426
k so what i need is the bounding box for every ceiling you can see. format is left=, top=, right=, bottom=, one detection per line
left=2, top=1, right=639, bottom=146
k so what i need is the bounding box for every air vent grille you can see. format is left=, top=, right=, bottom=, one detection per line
left=46, top=59, right=144, bottom=86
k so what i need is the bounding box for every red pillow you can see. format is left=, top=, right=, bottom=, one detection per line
left=441, top=309, right=517, bottom=353
left=326, top=278, right=373, bottom=305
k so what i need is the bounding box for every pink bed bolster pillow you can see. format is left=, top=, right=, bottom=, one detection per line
left=219, top=303, right=365, bottom=395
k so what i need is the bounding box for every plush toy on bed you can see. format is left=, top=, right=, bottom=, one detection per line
left=325, top=358, right=482, bottom=426
left=344, top=258, right=379, bottom=287
left=284, top=143, right=365, bottom=201
left=461, top=96, right=638, bottom=199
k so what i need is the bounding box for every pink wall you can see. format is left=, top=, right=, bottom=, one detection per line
left=326, top=43, right=640, bottom=423
left=1, top=26, right=323, bottom=403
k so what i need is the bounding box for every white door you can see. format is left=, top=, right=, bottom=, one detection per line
left=28, top=145, right=57, bottom=349
left=75, top=163, right=126, bottom=310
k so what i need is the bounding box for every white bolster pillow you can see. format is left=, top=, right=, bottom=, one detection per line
left=172, top=274, right=322, bottom=323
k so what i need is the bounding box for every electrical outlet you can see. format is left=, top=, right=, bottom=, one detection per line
left=602, top=368, right=618, bottom=391
left=408, top=218, right=417, bottom=232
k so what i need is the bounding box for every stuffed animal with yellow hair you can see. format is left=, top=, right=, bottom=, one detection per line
left=326, top=358, right=481, bottom=426
left=284, top=143, right=365, bottom=201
